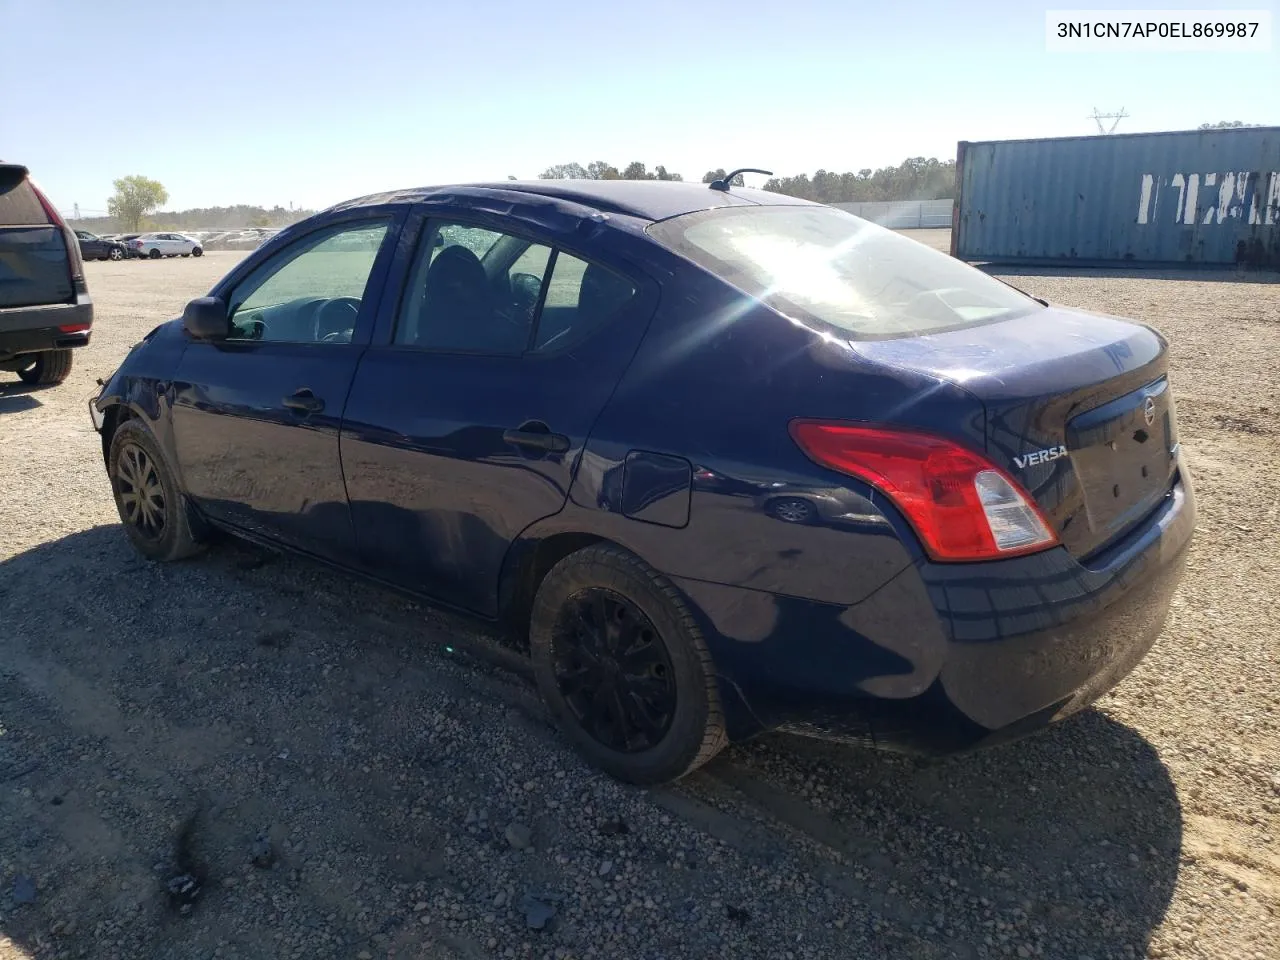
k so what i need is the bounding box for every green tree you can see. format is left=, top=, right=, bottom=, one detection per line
left=542, top=160, right=683, bottom=181
left=539, top=162, right=589, bottom=179
left=107, top=175, right=169, bottom=232
left=763, top=157, right=955, bottom=203
left=587, top=160, right=621, bottom=180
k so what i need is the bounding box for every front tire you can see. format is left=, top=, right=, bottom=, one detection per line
left=108, top=419, right=204, bottom=562
left=192, top=247, right=203, bottom=257
left=109, top=247, right=124, bottom=261
left=16, top=349, right=73, bottom=385
left=530, top=544, right=727, bottom=784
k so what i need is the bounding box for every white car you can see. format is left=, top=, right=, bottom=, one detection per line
left=130, top=232, right=203, bottom=259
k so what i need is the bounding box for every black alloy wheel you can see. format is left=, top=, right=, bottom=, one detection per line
left=550, top=588, right=678, bottom=754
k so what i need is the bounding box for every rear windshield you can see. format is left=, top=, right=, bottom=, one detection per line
left=647, top=205, right=1040, bottom=339
left=0, top=170, right=46, bottom=226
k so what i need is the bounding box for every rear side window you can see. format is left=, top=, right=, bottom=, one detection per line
left=0, top=171, right=47, bottom=226
left=647, top=206, right=1039, bottom=339
left=534, top=252, right=636, bottom=352
left=395, top=220, right=637, bottom=356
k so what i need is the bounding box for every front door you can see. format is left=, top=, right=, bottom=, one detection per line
left=170, top=216, right=398, bottom=560
left=341, top=215, right=654, bottom=614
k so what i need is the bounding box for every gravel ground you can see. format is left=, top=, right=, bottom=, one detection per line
left=1, top=248, right=1277, bottom=960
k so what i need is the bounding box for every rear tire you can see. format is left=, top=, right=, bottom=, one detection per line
left=107, top=419, right=204, bottom=562
left=16, top=349, right=73, bottom=385
left=530, top=544, right=727, bottom=784
left=148, top=248, right=161, bottom=259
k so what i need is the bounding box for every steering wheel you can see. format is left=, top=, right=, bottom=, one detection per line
left=314, top=297, right=360, bottom=343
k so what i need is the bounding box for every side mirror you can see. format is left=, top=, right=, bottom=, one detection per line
left=432, top=233, right=445, bottom=248
left=182, top=296, right=229, bottom=340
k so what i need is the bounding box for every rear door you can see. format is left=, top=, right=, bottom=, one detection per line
left=170, top=213, right=402, bottom=560
left=340, top=211, right=657, bottom=615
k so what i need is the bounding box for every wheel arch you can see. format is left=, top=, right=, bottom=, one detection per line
left=497, top=529, right=612, bottom=649
left=98, top=401, right=141, bottom=466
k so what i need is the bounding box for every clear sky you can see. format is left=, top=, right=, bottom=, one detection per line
left=3, top=0, right=1276, bottom=215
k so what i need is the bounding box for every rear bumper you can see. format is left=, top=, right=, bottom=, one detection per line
left=0, top=298, right=93, bottom=359
left=677, top=469, right=1196, bottom=752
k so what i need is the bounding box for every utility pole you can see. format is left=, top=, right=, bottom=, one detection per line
left=73, top=202, right=80, bottom=219
left=1089, top=107, right=1129, bottom=134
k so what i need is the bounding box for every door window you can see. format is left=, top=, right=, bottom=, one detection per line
left=531, top=252, right=636, bottom=353
left=395, top=222, right=553, bottom=354
left=394, top=220, right=636, bottom=355
left=227, top=220, right=390, bottom=344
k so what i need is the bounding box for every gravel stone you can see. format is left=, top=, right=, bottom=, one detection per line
left=504, top=823, right=533, bottom=850
left=11, top=875, right=36, bottom=905
left=519, top=895, right=556, bottom=930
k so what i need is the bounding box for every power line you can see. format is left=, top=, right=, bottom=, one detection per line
left=1089, top=107, right=1129, bottom=134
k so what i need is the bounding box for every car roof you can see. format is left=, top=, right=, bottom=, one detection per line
left=328, top=180, right=817, bottom=223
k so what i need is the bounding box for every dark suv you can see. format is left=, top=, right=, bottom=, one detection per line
left=0, top=163, right=93, bottom=385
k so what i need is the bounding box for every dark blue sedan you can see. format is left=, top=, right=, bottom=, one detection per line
left=91, top=179, right=1195, bottom=784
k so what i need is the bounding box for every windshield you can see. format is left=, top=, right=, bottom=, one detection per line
left=647, top=205, right=1040, bottom=339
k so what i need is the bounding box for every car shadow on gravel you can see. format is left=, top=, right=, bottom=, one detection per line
left=0, top=381, right=48, bottom=414
left=0, top=525, right=1183, bottom=960
left=689, top=711, right=1184, bottom=958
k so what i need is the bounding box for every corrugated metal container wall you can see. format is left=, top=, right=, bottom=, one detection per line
left=952, top=127, right=1280, bottom=267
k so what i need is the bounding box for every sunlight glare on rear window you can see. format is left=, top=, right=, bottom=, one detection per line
left=648, top=206, right=1040, bottom=339
left=729, top=232, right=879, bottom=325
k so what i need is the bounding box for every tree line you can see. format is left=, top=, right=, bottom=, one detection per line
left=77, top=155, right=961, bottom=235
left=537, top=158, right=957, bottom=202
left=71, top=203, right=317, bottom=234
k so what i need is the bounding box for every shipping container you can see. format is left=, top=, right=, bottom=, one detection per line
left=952, top=127, right=1280, bottom=268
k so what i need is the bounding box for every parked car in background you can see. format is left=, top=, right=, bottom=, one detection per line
left=90, top=179, right=1195, bottom=785
left=0, top=162, right=92, bottom=385
left=131, top=232, right=203, bottom=259
left=75, top=230, right=127, bottom=261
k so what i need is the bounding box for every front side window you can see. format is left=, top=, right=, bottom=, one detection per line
left=395, top=220, right=637, bottom=356
left=647, top=206, right=1040, bottom=339
left=227, top=220, right=390, bottom=344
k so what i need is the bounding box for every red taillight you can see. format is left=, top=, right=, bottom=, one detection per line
left=789, top=420, right=1059, bottom=562
left=58, top=323, right=91, bottom=333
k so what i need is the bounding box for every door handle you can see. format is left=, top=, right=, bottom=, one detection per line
left=503, top=427, right=570, bottom=454
left=283, top=389, right=324, bottom=414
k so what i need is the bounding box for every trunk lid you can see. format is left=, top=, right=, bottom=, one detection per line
left=849, top=304, right=1179, bottom=559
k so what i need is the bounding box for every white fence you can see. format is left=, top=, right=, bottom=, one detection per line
left=830, top=199, right=953, bottom=229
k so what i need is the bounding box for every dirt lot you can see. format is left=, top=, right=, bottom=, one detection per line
left=1, top=246, right=1277, bottom=960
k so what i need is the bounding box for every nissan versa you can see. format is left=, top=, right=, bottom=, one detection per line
left=90, top=178, right=1195, bottom=784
